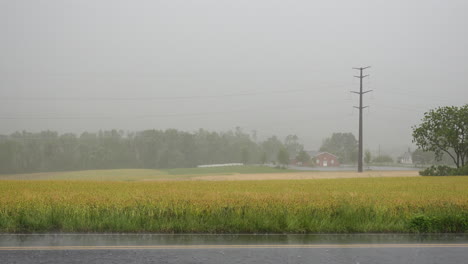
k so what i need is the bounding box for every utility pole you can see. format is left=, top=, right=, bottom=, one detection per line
left=352, top=66, right=372, bottom=172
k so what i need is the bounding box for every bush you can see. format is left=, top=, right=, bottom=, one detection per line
left=452, top=165, right=468, bottom=176
left=409, top=214, right=468, bottom=233
left=419, top=165, right=454, bottom=176
left=419, top=165, right=468, bottom=176
left=409, top=215, right=435, bottom=232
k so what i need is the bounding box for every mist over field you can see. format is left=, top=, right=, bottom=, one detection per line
left=1, top=0, right=468, bottom=156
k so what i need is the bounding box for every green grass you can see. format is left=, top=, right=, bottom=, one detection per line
left=0, top=177, right=467, bottom=233
left=0, top=166, right=295, bottom=181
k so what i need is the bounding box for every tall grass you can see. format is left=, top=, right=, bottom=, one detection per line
left=0, top=177, right=467, bottom=233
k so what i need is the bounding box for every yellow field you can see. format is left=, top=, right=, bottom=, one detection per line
left=1, top=176, right=466, bottom=206
left=0, top=176, right=467, bottom=233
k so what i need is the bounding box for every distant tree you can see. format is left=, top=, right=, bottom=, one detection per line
left=0, top=128, right=302, bottom=173
left=260, top=152, right=267, bottom=164
left=261, top=136, right=285, bottom=163
left=0, top=139, right=19, bottom=173
left=241, top=147, right=250, bottom=164
left=284, top=135, right=302, bottom=159
left=364, top=150, right=372, bottom=164
left=320, top=133, right=358, bottom=164
left=372, top=155, right=394, bottom=163
left=412, top=105, right=468, bottom=168
left=277, top=148, right=290, bottom=168
left=296, top=150, right=311, bottom=165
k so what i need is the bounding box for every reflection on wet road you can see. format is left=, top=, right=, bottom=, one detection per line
left=1, top=234, right=467, bottom=264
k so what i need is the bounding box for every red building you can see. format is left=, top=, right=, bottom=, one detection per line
left=314, top=152, right=340, bottom=167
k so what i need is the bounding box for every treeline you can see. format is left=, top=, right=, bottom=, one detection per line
left=0, top=129, right=304, bottom=174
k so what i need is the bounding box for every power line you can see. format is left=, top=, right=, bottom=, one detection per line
left=0, top=103, right=311, bottom=120
left=377, top=89, right=460, bottom=105
left=0, top=84, right=350, bottom=101
left=351, top=66, right=372, bottom=173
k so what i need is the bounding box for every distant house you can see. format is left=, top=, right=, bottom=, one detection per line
left=306, top=151, right=340, bottom=167
left=399, top=149, right=413, bottom=164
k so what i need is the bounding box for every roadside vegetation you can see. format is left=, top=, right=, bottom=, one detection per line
left=0, top=177, right=466, bottom=233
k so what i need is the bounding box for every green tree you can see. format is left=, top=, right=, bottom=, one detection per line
left=319, top=132, right=358, bottom=164
left=277, top=148, right=290, bottom=168
left=284, top=134, right=302, bottom=159
left=241, top=147, right=250, bottom=164
left=261, top=136, right=284, bottom=163
left=0, top=128, right=300, bottom=173
left=260, top=152, right=267, bottom=164
left=296, top=150, right=311, bottom=164
left=412, top=105, right=468, bottom=168
left=364, top=150, right=372, bottom=164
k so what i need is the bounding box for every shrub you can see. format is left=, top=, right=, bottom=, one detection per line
left=419, top=165, right=453, bottom=176
left=409, top=214, right=468, bottom=233
left=451, top=165, right=468, bottom=176
left=409, top=215, right=435, bottom=232
left=419, top=165, right=468, bottom=176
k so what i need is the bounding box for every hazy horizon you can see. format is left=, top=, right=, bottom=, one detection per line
left=1, top=0, right=467, bottom=156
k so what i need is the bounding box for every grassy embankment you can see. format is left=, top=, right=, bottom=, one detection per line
left=0, top=176, right=467, bottom=233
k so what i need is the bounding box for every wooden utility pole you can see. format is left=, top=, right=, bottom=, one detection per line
left=352, top=66, right=372, bottom=172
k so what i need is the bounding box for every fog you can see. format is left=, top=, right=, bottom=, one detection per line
left=1, top=0, right=467, bottom=156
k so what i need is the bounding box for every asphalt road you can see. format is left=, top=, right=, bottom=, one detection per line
left=1, top=234, right=467, bottom=264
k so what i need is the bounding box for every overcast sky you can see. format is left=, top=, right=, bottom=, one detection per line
left=1, top=0, right=467, bottom=155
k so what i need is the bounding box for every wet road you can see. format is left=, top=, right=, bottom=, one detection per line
left=1, top=234, right=467, bottom=264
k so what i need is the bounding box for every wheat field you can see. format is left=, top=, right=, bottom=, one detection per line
left=0, top=176, right=466, bottom=233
